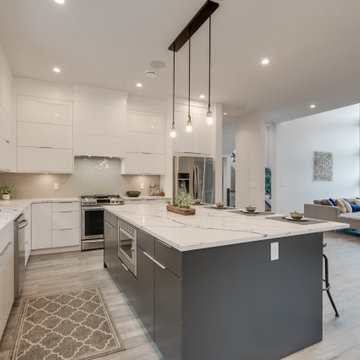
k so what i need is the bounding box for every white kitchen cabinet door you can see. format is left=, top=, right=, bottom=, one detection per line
left=32, top=203, right=52, bottom=250
left=74, top=133, right=126, bottom=158
left=127, top=132, right=165, bottom=154
left=17, top=147, right=73, bottom=173
left=52, top=211, right=80, bottom=230
left=17, top=96, right=72, bottom=126
left=24, top=206, right=32, bottom=266
left=0, top=136, right=13, bottom=171
left=122, top=153, right=165, bottom=175
left=0, top=104, right=11, bottom=142
left=52, top=228, right=80, bottom=248
left=0, top=222, right=14, bottom=340
left=127, top=110, right=165, bottom=133
left=52, top=202, right=80, bottom=212
left=17, top=122, right=72, bottom=149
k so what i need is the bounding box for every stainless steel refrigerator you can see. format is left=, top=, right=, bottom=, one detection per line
left=173, top=156, right=214, bottom=204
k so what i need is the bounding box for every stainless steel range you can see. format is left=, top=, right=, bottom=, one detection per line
left=81, top=194, right=123, bottom=251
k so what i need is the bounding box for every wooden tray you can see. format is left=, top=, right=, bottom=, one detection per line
left=167, top=205, right=196, bottom=215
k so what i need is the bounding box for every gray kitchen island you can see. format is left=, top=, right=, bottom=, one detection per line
left=103, top=203, right=347, bottom=360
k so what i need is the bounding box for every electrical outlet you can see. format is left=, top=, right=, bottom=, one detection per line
left=140, top=182, right=145, bottom=190
left=54, top=183, right=59, bottom=190
left=270, top=242, right=279, bottom=261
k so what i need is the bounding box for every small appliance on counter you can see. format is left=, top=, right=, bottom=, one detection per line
left=81, top=194, right=123, bottom=251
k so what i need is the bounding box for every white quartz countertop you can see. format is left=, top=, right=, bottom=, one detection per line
left=121, top=196, right=170, bottom=201
left=104, top=203, right=349, bottom=252
left=0, top=198, right=80, bottom=232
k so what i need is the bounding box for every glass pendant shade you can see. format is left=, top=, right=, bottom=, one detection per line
left=186, top=114, right=192, bottom=132
left=206, top=107, right=214, bottom=125
left=170, top=123, right=176, bottom=138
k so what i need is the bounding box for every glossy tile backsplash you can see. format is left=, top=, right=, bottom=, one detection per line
left=0, top=158, right=161, bottom=199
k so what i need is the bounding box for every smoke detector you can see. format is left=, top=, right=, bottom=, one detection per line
left=144, top=70, right=157, bottom=78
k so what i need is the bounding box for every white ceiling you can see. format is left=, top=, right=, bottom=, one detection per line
left=1, top=0, right=360, bottom=122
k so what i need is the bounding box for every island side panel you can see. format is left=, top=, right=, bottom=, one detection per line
left=181, top=233, right=323, bottom=360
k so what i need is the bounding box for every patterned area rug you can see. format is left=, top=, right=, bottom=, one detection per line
left=10, top=288, right=125, bottom=360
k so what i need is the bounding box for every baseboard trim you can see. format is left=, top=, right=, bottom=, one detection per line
left=31, top=245, right=81, bottom=256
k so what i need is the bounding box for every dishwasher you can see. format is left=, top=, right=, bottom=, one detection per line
left=14, top=214, right=28, bottom=300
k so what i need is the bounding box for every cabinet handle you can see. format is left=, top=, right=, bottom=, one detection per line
left=57, top=228, right=73, bottom=231
left=143, top=251, right=166, bottom=270
left=18, top=220, right=29, bottom=229
left=121, top=263, right=129, bottom=271
left=39, top=146, right=53, bottom=149
left=158, top=239, right=172, bottom=249
left=58, top=210, right=73, bottom=213
left=5, top=139, right=10, bottom=144
left=0, top=242, right=11, bottom=256
left=141, top=152, right=151, bottom=154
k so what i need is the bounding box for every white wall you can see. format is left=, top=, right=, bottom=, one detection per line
left=235, top=111, right=266, bottom=211
left=275, top=104, right=360, bottom=214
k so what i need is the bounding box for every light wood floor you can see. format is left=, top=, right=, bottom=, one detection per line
left=0, top=231, right=359, bottom=360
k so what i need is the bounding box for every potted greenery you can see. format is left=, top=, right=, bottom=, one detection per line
left=167, top=192, right=195, bottom=215
left=0, top=185, right=14, bottom=200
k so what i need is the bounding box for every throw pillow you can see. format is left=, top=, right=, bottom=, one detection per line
left=335, top=199, right=346, bottom=213
left=351, top=204, right=360, bottom=212
left=345, top=198, right=356, bottom=205
left=355, top=199, right=360, bottom=207
left=342, top=199, right=352, bottom=213
left=321, top=199, right=332, bottom=206
left=329, top=198, right=337, bottom=206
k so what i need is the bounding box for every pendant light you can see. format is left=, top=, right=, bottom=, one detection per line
left=186, top=32, right=193, bottom=133
left=206, top=15, right=214, bottom=125
left=170, top=50, right=176, bottom=138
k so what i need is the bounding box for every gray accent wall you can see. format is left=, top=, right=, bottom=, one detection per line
left=0, top=157, right=160, bottom=198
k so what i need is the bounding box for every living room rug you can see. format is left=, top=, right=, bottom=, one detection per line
left=10, top=288, right=125, bottom=360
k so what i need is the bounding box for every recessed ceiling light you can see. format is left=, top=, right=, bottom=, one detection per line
left=53, top=66, right=61, bottom=73
left=54, top=0, right=65, bottom=4
left=223, top=112, right=227, bottom=115
left=200, top=94, right=206, bottom=99
left=144, top=70, right=157, bottom=78
left=261, top=58, right=270, bottom=65
left=309, top=104, right=316, bottom=109
left=136, top=82, right=143, bottom=88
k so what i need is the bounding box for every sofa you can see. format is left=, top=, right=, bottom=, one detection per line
left=304, top=198, right=360, bottom=230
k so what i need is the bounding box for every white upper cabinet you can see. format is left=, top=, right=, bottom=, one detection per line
left=0, top=105, right=11, bottom=142
left=14, top=80, right=74, bottom=173
left=127, top=132, right=165, bottom=154
left=17, top=122, right=72, bottom=149
left=0, top=136, right=12, bottom=171
left=172, top=105, right=214, bottom=155
left=74, top=85, right=127, bottom=158
left=17, top=96, right=72, bottom=125
left=128, top=109, right=165, bottom=133
left=122, top=96, right=166, bottom=175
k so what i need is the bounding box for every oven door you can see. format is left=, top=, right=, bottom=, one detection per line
left=118, top=222, right=137, bottom=276
left=82, top=207, right=104, bottom=240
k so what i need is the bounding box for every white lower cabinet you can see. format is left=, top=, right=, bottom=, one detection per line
left=121, top=153, right=165, bottom=175
left=32, top=202, right=80, bottom=251
left=32, top=203, right=52, bottom=250
left=17, top=147, right=73, bottom=173
left=0, top=222, right=14, bottom=340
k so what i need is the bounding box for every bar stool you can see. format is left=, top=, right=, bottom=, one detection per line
left=323, top=242, right=340, bottom=317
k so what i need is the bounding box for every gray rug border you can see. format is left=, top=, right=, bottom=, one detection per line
left=9, top=287, right=125, bottom=360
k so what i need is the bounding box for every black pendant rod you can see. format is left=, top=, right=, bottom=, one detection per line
left=168, top=1, right=219, bottom=52
left=188, top=33, right=191, bottom=117
left=208, top=15, right=211, bottom=109
left=172, top=50, right=176, bottom=126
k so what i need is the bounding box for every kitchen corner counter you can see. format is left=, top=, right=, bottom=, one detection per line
left=121, top=196, right=170, bottom=201
left=0, top=198, right=80, bottom=231
left=103, top=203, right=349, bottom=252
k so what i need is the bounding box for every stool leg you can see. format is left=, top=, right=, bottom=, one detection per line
left=323, top=254, right=340, bottom=317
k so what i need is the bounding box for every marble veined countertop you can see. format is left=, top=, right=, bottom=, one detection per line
left=0, top=198, right=80, bottom=232
left=104, top=203, right=349, bottom=252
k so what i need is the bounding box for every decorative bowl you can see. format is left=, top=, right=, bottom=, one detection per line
left=246, top=205, right=256, bottom=212
left=126, top=190, right=141, bottom=198
left=290, top=211, right=304, bottom=220
left=216, top=201, right=225, bottom=208
left=193, top=198, right=201, bottom=205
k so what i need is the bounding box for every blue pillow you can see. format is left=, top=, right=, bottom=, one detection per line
left=329, top=198, right=336, bottom=206
left=351, top=204, right=360, bottom=212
